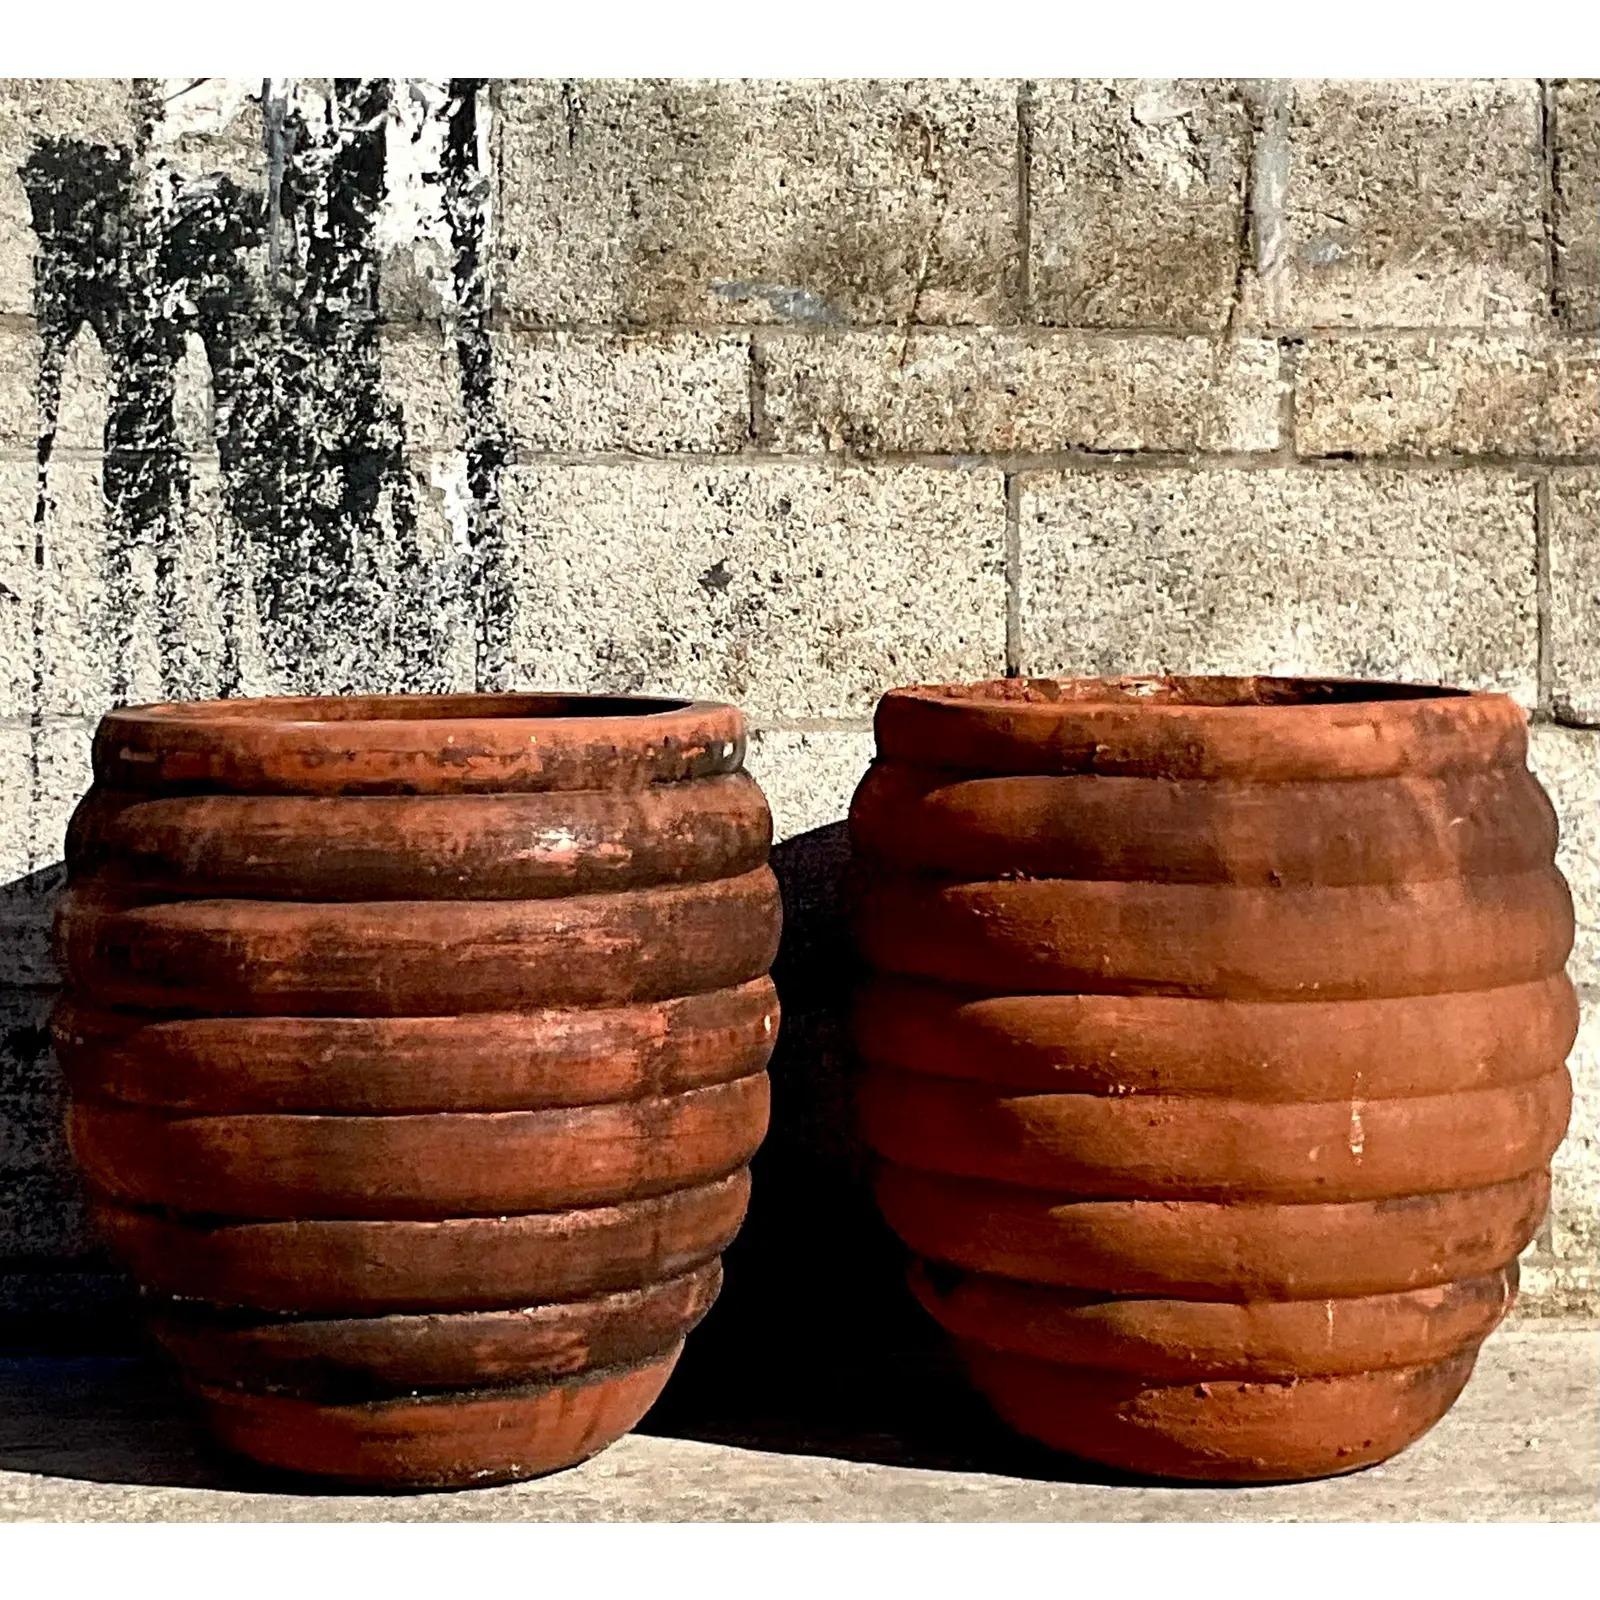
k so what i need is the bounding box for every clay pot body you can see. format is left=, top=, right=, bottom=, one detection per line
left=849, top=676, right=1574, bottom=1483
left=55, top=693, right=780, bottom=1488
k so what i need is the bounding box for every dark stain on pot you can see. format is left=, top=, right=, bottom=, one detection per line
left=18, top=77, right=511, bottom=700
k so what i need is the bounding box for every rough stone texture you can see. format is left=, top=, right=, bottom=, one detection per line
left=495, top=80, right=1019, bottom=327
left=0, top=79, right=142, bottom=317
left=0, top=876, right=58, bottom=992
left=1257, top=80, right=1546, bottom=330
left=1296, top=338, right=1600, bottom=458
left=0, top=464, right=31, bottom=716
left=1554, top=79, right=1600, bottom=330
left=497, top=332, right=751, bottom=454
left=29, top=458, right=234, bottom=718
left=501, top=464, right=1007, bottom=720
left=0, top=990, right=63, bottom=1180
left=1029, top=79, right=1251, bottom=332
left=1018, top=468, right=1538, bottom=699
left=1551, top=994, right=1599, bottom=1271
left=24, top=446, right=480, bottom=717
left=1521, top=987, right=1599, bottom=1318
left=759, top=332, right=1281, bottom=456
left=379, top=324, right=468, bottom=455
left=1550, top=471, right=1600, bottom=724
left=28, top=719, right=93, bottom=876
left=0, top=323, right=40, bottom=450
left=0, top=726, right=28, bottom=883
left=743, top=729, right=876, bottom=844
left=0, top=1331, right=1594, bottom=1520
left=0, top=1170, right=93, bottom=1264
left=1530, top=726, right=1600, bottom=988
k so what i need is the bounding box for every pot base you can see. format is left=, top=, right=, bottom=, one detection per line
left=960, top=1341, right=1479, bottom=1484
left=193, top=1347, right=681, bottom=1490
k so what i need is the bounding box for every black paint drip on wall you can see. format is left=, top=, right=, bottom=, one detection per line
left=442, top=76, right=510, bottom=691
left=21, top=77, right=506, bottom=700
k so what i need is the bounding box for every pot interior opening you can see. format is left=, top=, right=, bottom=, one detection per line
left=135, top=693, right=695, bottom=724
left=927, top=676, right=1472, bottom=710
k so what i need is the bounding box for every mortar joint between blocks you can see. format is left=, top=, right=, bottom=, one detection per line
left=1535, top=472, right=1554, bottom=716
left=1003, top=471, right=1022, bottom=676
left=1539, top=80, right=1559, bottom=322
left=1015, top=81, right=1035, bottom=326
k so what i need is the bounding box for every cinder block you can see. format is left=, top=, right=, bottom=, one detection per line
left=0, top=319, right=108, bottom=454
left=29, top=443, right=484, bottom=713
left=229, top=457, right=480, bottom=701
left=1551, top=471, right=1600, bottom=725
left=33, top=456, right=232, bottom=715
left=0, top=79, right=142, bottom=151
left=1, top=461, right=35, bottom=716
left=502, top=463, right=1007, bottom=721
left=497, top=332, right=751, bottom=455
left=0, top=862, right=63, bottom=988
left=495, top=79, right=1018, bottom=326
left=33, top=454, right=154, bottom=718
left=1029, top=79, right=1252, bottom=331
left=144, top=77, right=263, bottom=185
left=1516, top=1256, right=1600, bottom=1318
left=1554, top=80, right=1600, bottom=330
left=759, top=331, right=1281, bottom=455
left=0, top=322, right=39, bottom=451
left=0, top=988, right=66, bottom=1179
left=0, top=79, right=143, bottom=318
left=0, top=724, right=30, bottom=883
left=1548, top=987, right=1598, bottom=1270
left=1297, top=337, right=1600, bottom=458
left=0, top=1167, right=94, bottom=1263
left=381, top=324, right=469, bottom=456
left=1018, top=467, right=1537, bottom=701
left=47, top=321, right=110, bottom=454
left=744, top=728, right=876, bottom=843
left=30, top=718, right=93, bottom=875
left=1531, top=725, right=1600, bottom=988
left=1264, top=79, right=1545, bottom=329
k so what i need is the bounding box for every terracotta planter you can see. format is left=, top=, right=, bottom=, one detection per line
left=849, top=676, right=1574, bottom=1483
left=55, top=693, right=781, bottom=1488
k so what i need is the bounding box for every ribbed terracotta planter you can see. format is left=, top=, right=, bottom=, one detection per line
left=55, top=692, right=781, bottom=1488
left=849, top=676, right=1575, bottom=1483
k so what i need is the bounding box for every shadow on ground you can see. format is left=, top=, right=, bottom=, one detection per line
left=639, top=822, right=1191, bottom=1488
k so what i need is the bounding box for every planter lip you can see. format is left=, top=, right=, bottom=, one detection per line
left=101, top=689, right=718, bottom=728
left=874, top=675, right=1528, bottom=780
left=91, top=692, right=748, bottom=794
left=882, top=673, right=1508, bottom=713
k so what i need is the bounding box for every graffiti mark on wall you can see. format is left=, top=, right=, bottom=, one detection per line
left=19, top=76, right=510, bottom=702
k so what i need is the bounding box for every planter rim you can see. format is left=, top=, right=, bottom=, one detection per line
left=91, top=692, right=747, bottom=795
left=873, top=675, right=1527, bottom=781
left=102, top=690, right=715, bottom=726
left=883, top=674, right=1506, bottom=712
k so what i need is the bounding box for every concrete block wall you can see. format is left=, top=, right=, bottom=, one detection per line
left=1, top=77, right=1596, bottom=1343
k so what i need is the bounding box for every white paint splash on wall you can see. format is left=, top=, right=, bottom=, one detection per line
left=428, top=454, right=476, bottom=554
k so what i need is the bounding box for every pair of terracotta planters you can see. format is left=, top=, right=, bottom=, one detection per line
left=54, top=678, right=1575, bottom=1488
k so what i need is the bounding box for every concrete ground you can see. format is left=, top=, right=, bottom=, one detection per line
left=0, top=1325, right=1594, bottom=1521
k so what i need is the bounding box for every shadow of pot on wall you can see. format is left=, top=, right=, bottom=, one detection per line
left=0, top=864, right=136, bottom=1356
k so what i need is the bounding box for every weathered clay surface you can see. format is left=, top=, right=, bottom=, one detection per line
left=54, top=692, right=781, bottom=1488
left=849, top=676, right=1575, bottom=1482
